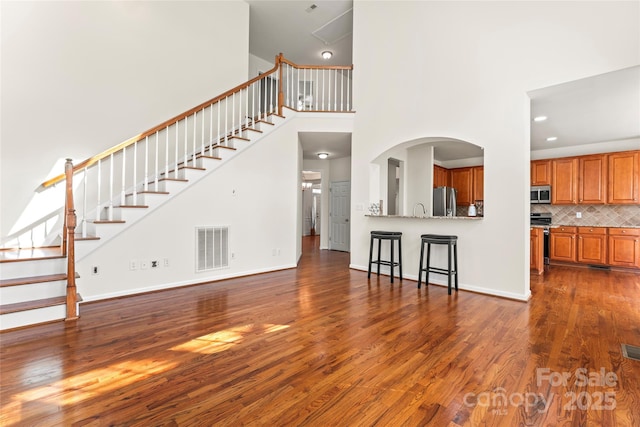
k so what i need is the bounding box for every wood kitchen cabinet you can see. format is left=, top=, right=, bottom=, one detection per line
left=579, top=154, right=607, bottom=204
left=450, top=167, right=473, bottom=206
left=530, top=227, right=544, bottom=275
left=472, top=166, right=484, bottom=202
left=433, top=165, right=450, bottom=188
left=550, top=226, right=577, bottom=262
left=577, top=227, right=607, bottom=265
left=552, top=158, right=578, bottom=204
left=531, top=160, right=551, bottom=186
left=608, top=228, right=640, bottom=268
left=608, top=151, right=639, bottom=204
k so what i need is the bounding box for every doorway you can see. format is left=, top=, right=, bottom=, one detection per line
left=329, top=181, right=350, bottom=252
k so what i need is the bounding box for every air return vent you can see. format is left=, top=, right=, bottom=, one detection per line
left=622, top=344, right=640, bottom=361
left=196, top=226, right=229, bottom=272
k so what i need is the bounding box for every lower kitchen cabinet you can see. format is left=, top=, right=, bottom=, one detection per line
left=550, top=227, right=577, bottom=262
left=577, top=227, right=607, bottom=265
left=530, top=227, right=544, bottom=275
left=608, top=228, right=640, bottom=268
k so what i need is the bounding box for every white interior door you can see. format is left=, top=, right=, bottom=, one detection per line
left=330, top=181, right=350, bottom=252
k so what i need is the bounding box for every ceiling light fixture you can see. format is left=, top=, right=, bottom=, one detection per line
left=317, top=153, right=329, bottom=159
left=321, top=51, right=333, bottom=60
left=546, top=136, right=558, bottom=142
left=533, top=116, right=548, bottom=122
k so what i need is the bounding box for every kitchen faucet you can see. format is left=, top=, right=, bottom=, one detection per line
left=413, top=202, right=426, bottom=218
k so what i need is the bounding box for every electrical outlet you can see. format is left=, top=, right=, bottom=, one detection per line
left=272, top=248, right=277, bottom=256
left=130, top=260, right=137, bottom=271
left=141, top=260, right=148, bottom=270
left=92, top=266, right=99, bottom=275
left=151, top=260, right=159, bottom=268
left=164, top=258, right=169, bottom=267
left=576, top=212, right=582, bottom=218
left=231, top=252, right=235, bottom=260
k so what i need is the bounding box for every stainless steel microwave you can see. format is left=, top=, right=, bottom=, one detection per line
left=531, top=185, right=551, bottom=204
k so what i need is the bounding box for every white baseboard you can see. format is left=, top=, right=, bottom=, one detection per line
left=81, top=263, right=298, bottom=303
left=349, top=264, right=531, bottom=302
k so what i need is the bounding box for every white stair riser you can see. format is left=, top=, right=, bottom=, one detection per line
left=125, top=192, right=167, bottom=206
left=0, top=258, right=66, bottom=280
left=101, top=207, right=148, bottom=222
left=1, top=281, right=67, bottom=304
left=0, top=304, right=67, bottom=331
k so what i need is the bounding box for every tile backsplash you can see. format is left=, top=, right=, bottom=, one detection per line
left=531, top=204, right=640, bottom=227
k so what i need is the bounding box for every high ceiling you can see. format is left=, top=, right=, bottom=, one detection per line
left=247, top=1, right=639, bottom=160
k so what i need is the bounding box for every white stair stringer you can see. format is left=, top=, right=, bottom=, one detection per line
left=74, top=113, right=290, bottom=262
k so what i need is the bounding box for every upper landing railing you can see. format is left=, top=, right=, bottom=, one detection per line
left=2, top=54, right=353, bottom=249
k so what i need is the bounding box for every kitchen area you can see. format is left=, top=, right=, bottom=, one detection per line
left=529, top=151, right=640, bottom=275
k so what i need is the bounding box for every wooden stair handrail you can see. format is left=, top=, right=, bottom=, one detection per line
left=40, top=54, right=354, bottom=188
left=64, top=159, right=78, bottom=320
left=41, top=57, right=282, bottom=188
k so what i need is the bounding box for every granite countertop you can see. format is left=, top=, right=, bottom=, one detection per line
left=366, top=215, right=483, bottom=220
left=531, top=224, right=640, bottom=229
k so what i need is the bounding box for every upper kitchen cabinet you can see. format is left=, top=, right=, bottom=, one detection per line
left=450, top=167, right=474, bottom=206
left=551, top=158, right=578, bottom=204
left=472, top=166, right=484, bottom=202
left=608, top=150, right=639, bottom=204
left=579, top=154, right=607, bottom=204
left=531, top=160, right=551, bottom=186
left=433, top=165, right=450, bottom=188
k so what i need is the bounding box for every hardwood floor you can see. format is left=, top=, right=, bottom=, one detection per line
left=1, top=236, right=639, bottom=426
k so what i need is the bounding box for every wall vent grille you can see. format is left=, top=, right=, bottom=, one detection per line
left=196, top=226, right=229, bottom=272
left=622, top=344, right=640, bottom=361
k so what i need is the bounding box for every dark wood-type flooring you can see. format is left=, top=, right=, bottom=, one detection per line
left=1, top=236, right=639, bottom=426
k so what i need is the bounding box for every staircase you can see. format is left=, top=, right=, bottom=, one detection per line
left=0, top=54, right=353, bottom=331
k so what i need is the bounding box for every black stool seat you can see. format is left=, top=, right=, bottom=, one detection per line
left=368, top=231, right=403, bottom=283
left=418, top=234, right=458, bottom=294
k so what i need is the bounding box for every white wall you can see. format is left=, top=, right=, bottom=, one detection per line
left=77, top=113, right=353, bottom=301
left=249, top=53, right=278, bottom=78
left=351, top=1, right=639, bottom=300
left=1, top=0, right=249, bottom=238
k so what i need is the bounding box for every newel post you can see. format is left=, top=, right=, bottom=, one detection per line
left=277, top=53, right=284, bottom=116
left=64, top=159, right=78, bottom=320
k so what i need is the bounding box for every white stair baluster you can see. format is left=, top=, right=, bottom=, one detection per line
left=183, top=116, right=188, bottom=172
left=144, top=136, right=149, bottom=192
left=96, top=159, right=102, bottom=221
left=209, top=103, right=213, bottom=151
left=201, top=108, right=205, bottom=158
left=225, top=97, right=228, bottom=145
left=132, top=141, right=137, bottom=206
left=82, top=168, right=87, bottom=237
left=322, top=69, right=326, bottom=111
left=347, top=69, right=351, bottom=111
left=192, top=111, right=197, bottom=166
left=108, top=153, right=114, bottom=221
left=232, top=93, right=235, bottom=140
left=165, top=125, right=169, bottom=183
left=121, top=146, right=126, bottom=206
left=175, top=122, right=179, bottom=179
left=155, top=132, right=159, bottom=192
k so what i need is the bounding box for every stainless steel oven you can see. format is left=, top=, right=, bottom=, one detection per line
left=531, top=213, right=552, bottom=264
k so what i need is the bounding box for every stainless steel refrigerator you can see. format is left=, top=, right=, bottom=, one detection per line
left=433, top=186, right=457, bottom=216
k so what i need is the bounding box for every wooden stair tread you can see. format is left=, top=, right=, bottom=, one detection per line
left=0, top=296, right=66, bottom=315
left=75, top=234, right=100, bottom=241
left=1, top=272, right=79, bottom=287
left=229, top=135, right=250, bottom=142
left=209, top=145, right=236, bottom=151
left=196, top=154, right=222, bottom=160
left=157, top=178, right=188, bottom=182
left=0, top=247, right=64, bottom=263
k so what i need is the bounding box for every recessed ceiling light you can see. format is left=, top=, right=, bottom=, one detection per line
left=321, top=51, right=333, bottom=60
left=546, top=136, right=558, bottom=142
left=317, top=153, right=329, bottom=159
left=533, top=116, right=548, bottom=122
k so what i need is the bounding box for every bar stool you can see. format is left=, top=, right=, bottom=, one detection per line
left=418, top=234, right=458, bottom=295
left=368, top=231, right=403, bottom=283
